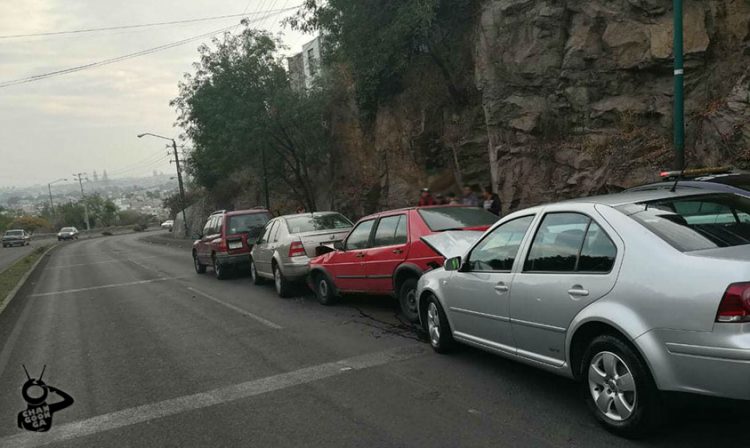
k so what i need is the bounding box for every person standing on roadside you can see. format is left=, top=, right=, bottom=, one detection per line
left=482, top=186, right=502, bottom=216
left=460, top=185, right=480, bottom=207
left=445, top=192, right=460, bottom=205
left=418, top=188, right=436, bottom=206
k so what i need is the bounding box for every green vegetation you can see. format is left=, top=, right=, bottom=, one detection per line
left=288, top=0, right=478, bottom=117
left=172, top=27, right=333, bottom=210
left=0, top=246, right=47, bottom=309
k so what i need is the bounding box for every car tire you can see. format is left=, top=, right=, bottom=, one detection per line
left=193, top=253, right=206, bottom=274
left=424, top=294, right=455, bottom=354
left=213, top=256, right=227, bottom=280
left=581, top=334, right=662, bottom=438
left=398, top=278, right=420, bottom=323
left=273, top=264, right=292, bottom=298
left=250, top=258, right=264, bottom=285
left=314, top=273, right=337, bottom=306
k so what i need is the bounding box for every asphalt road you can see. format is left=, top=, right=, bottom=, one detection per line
left=0, top=232, right=740, bottom=447
left=0, top=237, right=56, bottom=273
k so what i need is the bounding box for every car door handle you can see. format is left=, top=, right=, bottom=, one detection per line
left=355, top=252, right=365, bottom=258
left=494, top=282, right=509, bottom=292
left=392, top=249, right=403, bottom=254
left=568, top=286, right=589, bottom=297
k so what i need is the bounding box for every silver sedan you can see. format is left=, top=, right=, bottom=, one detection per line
left=417, top=189, right=750, bottom=437
left=250, top=212, right=353, bottom=297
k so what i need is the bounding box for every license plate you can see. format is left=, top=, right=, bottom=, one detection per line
left=228, top=241, right=243, bottom=250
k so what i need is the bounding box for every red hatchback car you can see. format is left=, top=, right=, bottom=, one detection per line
left=193, top=208, right=272, bottom=279
left=308, top=206, right=498, bottom=321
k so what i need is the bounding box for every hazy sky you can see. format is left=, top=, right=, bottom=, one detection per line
left=0, top=0, right=310, bottom=187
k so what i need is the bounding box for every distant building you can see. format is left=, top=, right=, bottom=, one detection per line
left=287, top=35, right=324, bottom=92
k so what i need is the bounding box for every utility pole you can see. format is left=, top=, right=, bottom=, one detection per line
left=138, top=133, right=189, bottom=237
left=47, top=178, right=67, bottom=222
left=673, top=0, right=685, bottom=171
left=72, top=173, right=91, bottom=231
left=170, top=139, right=190, bottom=237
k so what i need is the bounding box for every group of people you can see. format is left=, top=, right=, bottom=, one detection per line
left=418, top=185, right=502, bottom=216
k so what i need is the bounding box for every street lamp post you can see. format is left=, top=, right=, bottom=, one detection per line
left=673, top=0, right=685, bottom=171
left=138, top=133, right=189, bottom=237
left=47, top=178, right=67, bottom=220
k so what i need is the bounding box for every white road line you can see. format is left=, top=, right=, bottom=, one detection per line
left=30, top=277, right=184, bottom=297
left=45, top=256, right=161, bottom=269
left=0, top=345, right=425, bottom=448
left=186, top=286, right=283, bottom=330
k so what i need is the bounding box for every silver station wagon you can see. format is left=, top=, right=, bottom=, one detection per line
left=417, top=189, right=750, bottom=437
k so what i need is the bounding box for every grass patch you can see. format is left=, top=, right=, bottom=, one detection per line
left=0, top=246, right=48, bottom=309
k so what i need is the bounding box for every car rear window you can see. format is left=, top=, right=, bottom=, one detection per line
left=61, top=227, right=75, bottom=232
left=616, top=194, right=750, bottom=251
left=227, top=213, right=271, bottom=238
left=418, top=207, right=499, bottom=231
left=285, top=214, right=352, bottom=234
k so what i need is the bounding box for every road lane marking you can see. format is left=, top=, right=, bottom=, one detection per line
left=29, top=277, right=185, bottom=297
left=0, top=345, right=425, bottom=448
left=186, top=286, right=282, bottom=330
left=45, top=256, right=161, bottom=269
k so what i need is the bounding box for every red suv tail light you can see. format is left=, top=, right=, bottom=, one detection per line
left=289, top=240, right=306, bottom=258
left=716, top=282, right=750, bottom=323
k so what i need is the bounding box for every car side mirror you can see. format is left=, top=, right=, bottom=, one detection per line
left=333, top=241, right=345, bottom=251
left=444, top=256, right=462, bottom=271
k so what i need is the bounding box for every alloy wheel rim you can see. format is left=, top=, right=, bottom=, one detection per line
left=251, top=262, right=256, bottom=281
left=427, top=302, right=440, bottom=346
left=319, top=279, right=328, bottom=298
left=588, top=351, right=637, bottom=421
left=274, top=268, right=281, bottom=293
left=214, top=259, right=220, bottom=275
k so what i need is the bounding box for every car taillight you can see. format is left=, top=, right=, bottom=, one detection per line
left=218, top=239, right=227, bottom=252
left=716, top=282, right=750, bottom=323
left=289, top=240, right=306, bottom=258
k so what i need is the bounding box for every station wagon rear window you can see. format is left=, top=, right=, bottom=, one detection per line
left=617, top=194, right=750, bottom=251
left=227, top=213, right=270, bottom=237
left=418, top=207, right=498, bottom=231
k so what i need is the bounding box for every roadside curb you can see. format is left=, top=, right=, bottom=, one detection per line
left=0, top=244, right=57, bottom=317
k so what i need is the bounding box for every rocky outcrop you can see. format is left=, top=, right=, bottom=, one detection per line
left=318, top=0, right=750, bottom=217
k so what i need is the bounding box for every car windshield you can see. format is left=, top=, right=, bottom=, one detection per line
left=418, top=207, right=499, bottom=231
left=227, top=213, right=270, bottom=237
left=5, top=230, right=23, bottom=236
left=285, top=214, right=352, bottom=234
left=617, top=194, right=750, bottom=251
left=61, top=227, right=75, bottom=232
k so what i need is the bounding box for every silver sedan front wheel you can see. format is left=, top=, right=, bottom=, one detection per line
left=424, top=296, right=454, bottom=353
left=588, top=351, right=636, bottom=421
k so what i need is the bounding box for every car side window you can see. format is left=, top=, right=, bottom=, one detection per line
left=524, top=213, right=589, bottom=272
left=372, top=215, right=406, bottom=247
left=578, top=222, right=617, bottom=272
left=258, top=220, right=274, bottom=244
left=272, top=220, right=283, bottom=242
left=523, top=213, right=617, bottom=273
left=203, top=217, right=214, bottom=236
left=215, top=216, right=224, bottom=235
left=266, top=221, right=279, bottom=244
left=467, top=216, right=535, bottom=272
left=345, top=219, right=375, bottom=250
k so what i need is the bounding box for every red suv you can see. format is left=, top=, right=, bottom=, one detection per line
left=308, top=206, right=498, bottom=321
left=193, top=209, right=272, bottom=279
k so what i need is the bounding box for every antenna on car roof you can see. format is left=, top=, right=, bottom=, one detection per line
left=670, top=169, right=685, bottom=193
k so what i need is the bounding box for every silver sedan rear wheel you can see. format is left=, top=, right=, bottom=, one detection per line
left=427, top=302, right=441, bottom=346
left=424, top=296, right=454, bottom=353
left=588, top=351, right=637, bottom=422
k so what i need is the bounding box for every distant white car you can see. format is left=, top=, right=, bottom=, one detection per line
left=161, top=220, right=174, bottom=231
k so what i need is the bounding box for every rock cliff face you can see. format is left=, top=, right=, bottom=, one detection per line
left=326, top=0, right=750, bottom=217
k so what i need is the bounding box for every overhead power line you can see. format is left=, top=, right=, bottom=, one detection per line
left=0, top=7, right=298, bottom=40
left=0, top=6, right=299, bottom=89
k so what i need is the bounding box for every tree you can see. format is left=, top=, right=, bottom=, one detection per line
left=172, top=27, right=334, bottom=211
left=9, top=216, right=52, bottom=233
left=288, top=0, right=478, bottom=117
